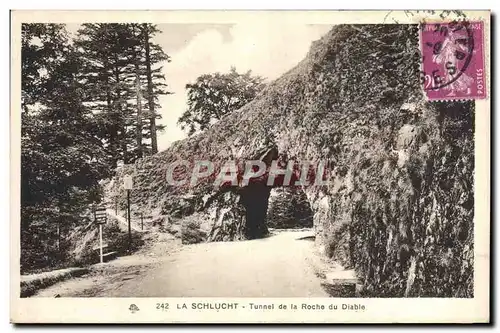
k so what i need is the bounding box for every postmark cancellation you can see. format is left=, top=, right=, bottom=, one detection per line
left=420, top=20, right=486, bottom=101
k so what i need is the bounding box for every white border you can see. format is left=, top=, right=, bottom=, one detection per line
left=4, top=5, right=494, bottom=328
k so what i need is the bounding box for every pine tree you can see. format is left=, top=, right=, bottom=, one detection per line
left=76, top=23, right=170, bottom=162
left=75, top=24, right=135, bottom=166
left=21, top=24, right=108, bottom=270
left=21, top=22, right=172, bottom=271
left=141, top=23, right=170, bottom=154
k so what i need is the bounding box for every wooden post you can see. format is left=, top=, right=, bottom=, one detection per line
left=123, top=175, right=134, bottom=254
left=127, top=189, right=132, bottom=253
left=56, top=220, right=61, bottom=253
left=99, top=224, right=103, bottom=264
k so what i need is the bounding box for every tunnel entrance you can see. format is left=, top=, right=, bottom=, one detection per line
left=239, top=183, right=314, bottom=239
left=239, top=182, right=272, bottom=239
left=237, top=146, right=313, bottom=240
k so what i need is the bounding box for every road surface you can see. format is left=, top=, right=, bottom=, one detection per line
left=35, top=230, right=330, bottom=297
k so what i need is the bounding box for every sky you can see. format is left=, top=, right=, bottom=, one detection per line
left=68, top=22, right=332, bottom=151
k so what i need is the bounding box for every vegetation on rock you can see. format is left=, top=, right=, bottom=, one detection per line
left=106, top=25, right=475, bottom=297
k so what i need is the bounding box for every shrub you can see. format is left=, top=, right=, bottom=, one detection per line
left=181, top=217, right=207, bottom=245
left=267, top=188, right=313, bottom=229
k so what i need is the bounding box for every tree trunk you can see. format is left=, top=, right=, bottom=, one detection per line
left=56, top=219, right=61, bottom=253
left=113, top=51, right=127, bottom=165
left=143, top=24, right=158, bottom=154
left=104, top=60, right=119, bottom=168
left=134, top=27, right=143, bottom=159
left=135, top=64, right=143, bottom=158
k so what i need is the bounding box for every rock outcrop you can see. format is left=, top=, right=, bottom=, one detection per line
left=105, top=24, right=474, bottom=297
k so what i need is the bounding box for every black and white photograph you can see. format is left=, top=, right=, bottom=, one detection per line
left=11, top=9, right=490, bottom=324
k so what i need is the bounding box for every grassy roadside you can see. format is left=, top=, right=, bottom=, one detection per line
left=20, top=267, right=89, bottom=297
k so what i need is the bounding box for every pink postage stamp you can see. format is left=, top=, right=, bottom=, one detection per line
left=420, top=20, right=486, bottom=100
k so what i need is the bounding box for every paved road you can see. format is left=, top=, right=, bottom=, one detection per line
left=35, top=229, right=329, bottom=297
left=105, top=229, right=328, bottom=297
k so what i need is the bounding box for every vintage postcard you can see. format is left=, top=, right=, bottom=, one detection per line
left=10, top=10, right=490, bottom=323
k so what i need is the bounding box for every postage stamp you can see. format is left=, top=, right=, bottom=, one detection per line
left=420, top=20, right=486, bottom=100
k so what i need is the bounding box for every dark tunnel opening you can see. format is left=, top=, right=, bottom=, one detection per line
left=239, top=182, right=272, bottom=239
left=236, top=146, right=314, bottom=239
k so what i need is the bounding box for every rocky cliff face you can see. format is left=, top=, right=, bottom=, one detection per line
left=105, top=24, right=474, bottom=297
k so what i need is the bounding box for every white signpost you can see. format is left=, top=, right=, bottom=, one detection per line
left=123, top=175, right=133, bottom=253
left=124, top=175, right=133, bottom=190
left=94, top=205, right=107, bottom=263
left=99, top=223, right=103, bottom=263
